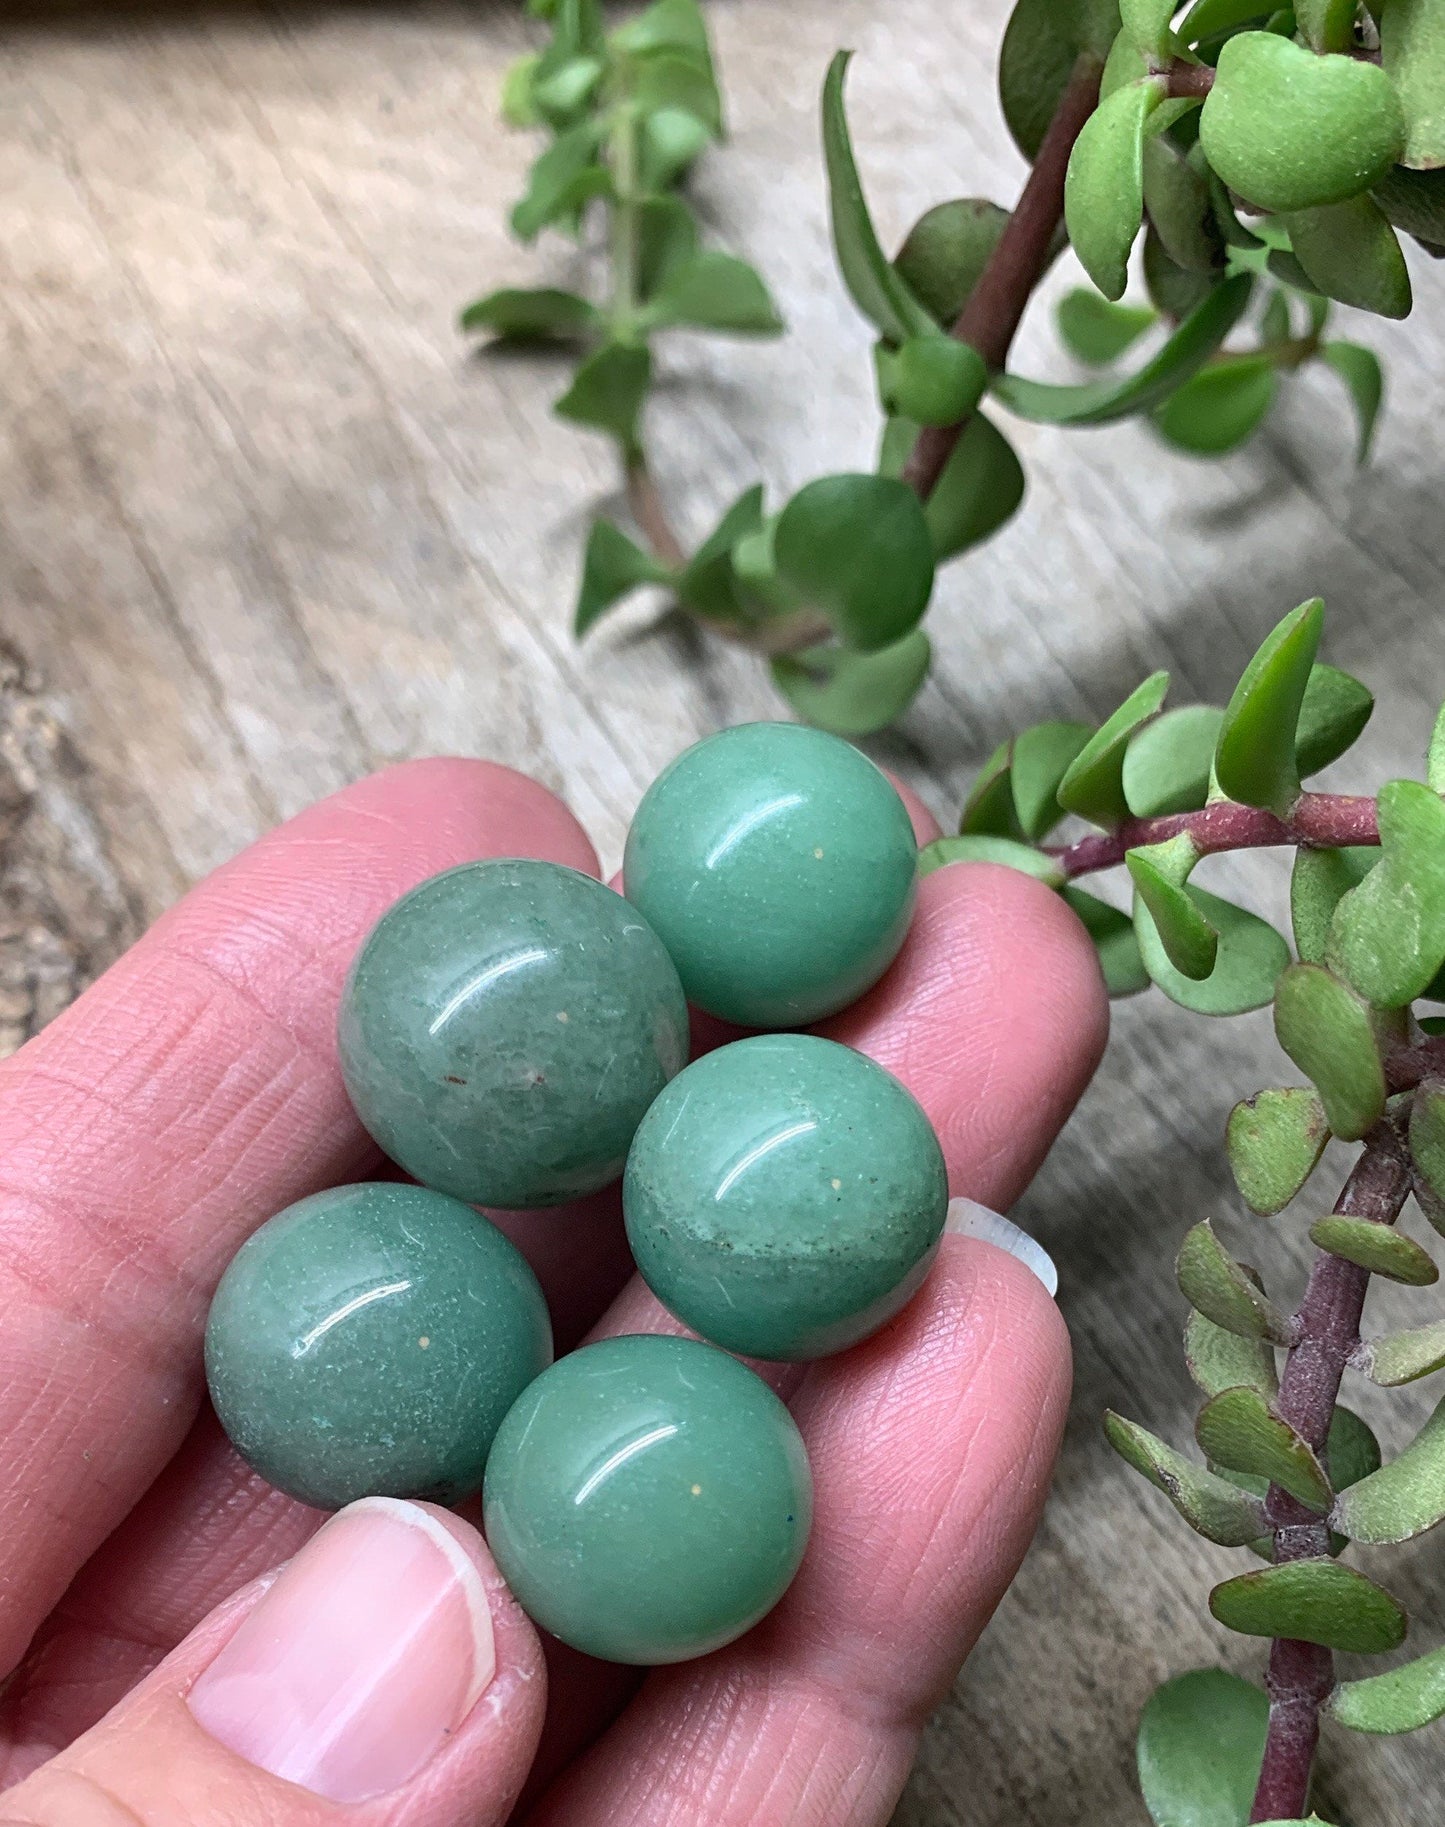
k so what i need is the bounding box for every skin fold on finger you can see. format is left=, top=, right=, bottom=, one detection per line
left=526, top=1239, right=1070, bottom=1827
left=1, top=1504, right=546, bottom=1827
left=0, top=757, right=598, bottom=1679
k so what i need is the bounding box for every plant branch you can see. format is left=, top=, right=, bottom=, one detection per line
left=1165, top=57, right=1215, bottom=99
left=1250, top=1129, right=1414, bottom=1823
left=625, top=452, right=687, bottom=571
left=1049, top=792, right=1381, bottom=879
left=902, top=53, right=1104, bottom=499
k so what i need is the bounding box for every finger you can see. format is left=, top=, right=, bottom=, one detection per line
left=1, top=1499, right=545, bottom=1826
left=525, top=1236, right=1067, bottom=1827
left=819, top=861, right=1108, bottom=1204
left=0, top=757, right=597, bottom=1675
left=518, top=864, right=1105, bottom=1815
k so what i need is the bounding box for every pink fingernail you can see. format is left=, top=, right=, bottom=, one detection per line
left=188, top=1497, right=496, bottom=1803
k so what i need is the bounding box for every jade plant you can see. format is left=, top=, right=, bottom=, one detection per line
left=925, top=595, right=1445, bottom=1824
left=463, top=0, right=1443, bottom=736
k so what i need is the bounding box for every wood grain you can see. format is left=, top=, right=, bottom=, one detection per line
left=3, top=4, right=1444, bottom=1821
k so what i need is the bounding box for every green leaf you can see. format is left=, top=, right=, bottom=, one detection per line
left=1144, top=135, right=1226, bottom=273
left=629, top=51, right=722, bottom=136
left=635, top=196, right=699, bottom=300
left=1432, top=702, right=1445, bottom=797
left=773, top=475, right=935, bottom=653
left=918, top=835, right=1065, bottom=885
left=1199, top=33, right=1407, bottom=214
left=821, top=53, right=937, bottom=344
left=553, top=341, right=651, bottom=449
left=1332, top=1394, right=1445, bottom=1544
left=1210, top=1558, right=1407, bottom=1653
left=999, top=0, right=1122, bottom=161
left=1012, top=721, right=1096, bottom=841
left=1381, top=0, right=1445, bottom=170
left=1138, top=887, right=1290, bottom=1015
left=895, top=199, right=1012, bottom=327
left=1186, top=1308, right=1279, bottom=1398
left=1411, top=1079, right=1445, bottom=1211
left=1137, top=1668, right=1268, bottom=1827
left=1285, top=196, right=1413, bottom=320
left=1296, top=662, right=1375, bottom=777
left=638, top=106, right=712, bottom=189
left=501, top=53, right=543, bottom=128
left=460, top=286, right=601, bottom=343
left=1333, top=780, right=1445, bottom=1008
left=1309, top=1214, right=1439, bottom=1285
left=1274, top=964, right=1386, bottom=1140
left=1130, top=844, right=1219, bottom=980
left=1105, top=1411, right=1271, bottom=1544
left=646, top=251, right=784, bottom=335
left=512, top=121, right=604, bottom=241
left=1065, top=78, right=1165, bottom=299
left=1227, top=1087, right=1330, bottom=1215
left=611, top=0, right=710, bottom=58
left=574, top=520, right=672, bottom=636
left=1331, top=1642, right=1445, bottom=1735
left=1295, top=0, right=1358, bottom=52
left=1361, top=1318, right=1445, bottom=1386
left=1121, top=0, right=1181, bottom=53
left=1214, top=597, right=1324, bottom=816
left=770, top=633, right=931, bottom=738
left=886, top=338, right=988, bottom=426
left=993, top=272, right=1253, bottom=424
left=960, top=740, right=1024, bottom=839
left=1178, top=0, right=1271, bottom=36
left=1371, top=164, right=1445, bottom=247
left=1061, top=886, right=1152, bottom=996
left=1321, top=340, right=1385, bottom=464
left=1123, top=704, right=1224, bottom=817
left=1196, top=1385, right=1332, bottom=1507
left=1154, top=356, right=1276, bottom=454
left=675, top=485, right=765, bottom=622
left=1177, top=1220, right=1287, bottom=1338
left=531, top=53, right=604, bottom=124
left=1058, top=672, right=1170, bottom=826
left=1145, top=224, right=1220, bottom=317
left=1056, top=288, right=1157, bottom=365
left=1329, top=1405, right=1383, bottom=1492
left=924, top=412, right=1027, bottom=562
left=1290, top=846, right=1377, bottom=964
left=1261, top=287, right=1293, bottom=347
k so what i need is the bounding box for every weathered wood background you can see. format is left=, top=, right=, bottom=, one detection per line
left=2, top=2, right=1443, bottom=1820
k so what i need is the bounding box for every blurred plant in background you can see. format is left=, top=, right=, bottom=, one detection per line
left=464, top=0, right=1441, bottom=736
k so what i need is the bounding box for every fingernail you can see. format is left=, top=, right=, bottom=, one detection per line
left=944, top=1198, right=1058, bottom=1298
left=188, top=1496, right=496, bottom=1803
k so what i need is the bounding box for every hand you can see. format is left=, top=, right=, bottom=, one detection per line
left=0, top=757, right=1106, bottom=1827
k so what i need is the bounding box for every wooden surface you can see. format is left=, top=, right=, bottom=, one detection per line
left=3, top=3, right=1445, bottom=1820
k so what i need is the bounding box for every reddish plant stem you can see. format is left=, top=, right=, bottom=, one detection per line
left=902, top=55, right=1104, bottom=499
left=1050, top=792, right=1380, bottom=878
left=1166, top=57, right=1216, bottom=99
left=1249, top=1132, right=1413, bottom=1823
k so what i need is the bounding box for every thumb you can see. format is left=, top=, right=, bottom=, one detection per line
left=2, top=1498, right=545, bottom=1827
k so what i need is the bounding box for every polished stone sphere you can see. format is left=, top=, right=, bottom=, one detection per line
left=483, top=1334, right=812, bottom=1664
left=625, top=1032, right=948, bottom=1360
left=338, top=859, right=689, bottom=1208
left=205, top=1182, right=553, bottom=1511
left=622, top=722, right=917, bottom=1027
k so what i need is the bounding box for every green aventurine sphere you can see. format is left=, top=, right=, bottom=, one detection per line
left=206, top=1183, right=552, bottom=1511
left=339, top=860, right=688, bottom=1209
left=484, top=1335, right=812, bottom=1663
left=623, top=723, right=918, bottom=1027
left=625, top=1034, right=948, bottom=1360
